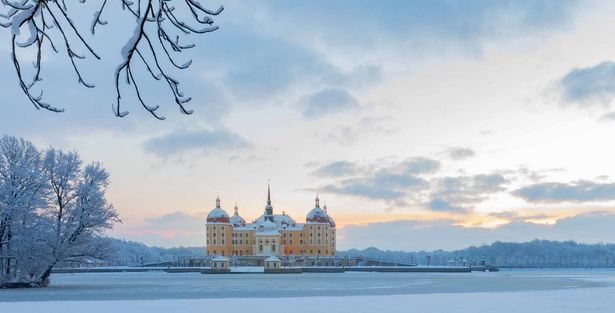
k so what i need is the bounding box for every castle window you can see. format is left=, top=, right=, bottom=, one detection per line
left=259, top=245, right=263, bottom=252
left=221, top=240, right=224, bottom=245
left=272, top=245, right=276, bottom=252
left=221, top=232, right=224, bottom=237
left=221, top=226, right=225, bottom=231
left=213, top=239, right=216, bottom=245
left=318, top=239, right=321, bottom=245
left=213, top=232, right=216, bottom=237
left=290, top=240, right=293, bottom=244
left=318, top=233, right=321, bottom=237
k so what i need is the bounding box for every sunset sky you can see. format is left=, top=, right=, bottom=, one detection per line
left=3, top=0, right=615, bottom=250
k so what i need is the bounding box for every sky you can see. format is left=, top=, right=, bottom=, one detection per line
left=3, top=0, right=615, bottom=251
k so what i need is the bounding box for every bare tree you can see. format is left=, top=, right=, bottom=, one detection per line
left=0, top=0, right=223, bottom=119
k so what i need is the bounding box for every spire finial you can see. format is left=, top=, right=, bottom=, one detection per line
left=267, top=179, right=271, bottom=206
left=323, top=202, right=327, bottom=212
left=315, top=192, right=320, bottom=208
left=215, top=194, right=221, bottom=208
left=234, top=202, right=238, bottom=215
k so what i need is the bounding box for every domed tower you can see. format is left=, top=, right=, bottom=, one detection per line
left=206, top=196, right=232, bottom=256
left=306, top=194, right=328, bottom=223
left=206, top=196, right=230, bottom=223
left=305, top=194, right=336, bottom=257
left=230, top=202, right=246, bottom=227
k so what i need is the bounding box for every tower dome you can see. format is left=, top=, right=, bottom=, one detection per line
left=306, top=194, right=328, bottom=223
left=206, top=196, right=230, bottom=223
left=230, top=202, right=246, bottom=227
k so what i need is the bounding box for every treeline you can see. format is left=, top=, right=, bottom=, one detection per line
left=339, top=240, right=615, bottom=267
left=81, top=237, right=206, bottom=267
left=100, top=238, right=615, bottom=267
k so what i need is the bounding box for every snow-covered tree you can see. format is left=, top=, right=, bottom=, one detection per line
left=0, top=135, right=118, bottom=287
left=0, top=136, right=47, bottom=285
left=0, top=1, right=223, bottom=119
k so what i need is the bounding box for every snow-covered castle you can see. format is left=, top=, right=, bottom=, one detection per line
left=205, top=184, right=336, bottom=257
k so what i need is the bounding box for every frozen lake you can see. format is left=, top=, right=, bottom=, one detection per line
left=2, top=270, right=615, bottom=312
left=0, top=269, right=613, bottom=302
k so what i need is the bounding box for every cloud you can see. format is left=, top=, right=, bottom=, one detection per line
left=427, top=174, right=509, bottom=211
left=598, top=111, right=615, bottom=122
left=144, top=129, right=251, bottom=157
left=513, top=180, right=615, bottom=203
left=559, top=61, right=615, bottom=106
left=323, top=175, right=428, bottom=200
left=320, top=157, right=439, bottom=201
left=301, top=88, right=359, bottom=118
left=338, top=211, right=615, bottom=251
left=325, top=116, right=397, bottom=145
left=316, top=157, right=510, bottom=212
left=313, top=161, right=360, bottom=177
left=448, top=147, right=475, bottom=160
left=427, top=198, right=466, bottom=212
left=239, top=0, right=580, bottom=58
left=398, top=157, right=441, bottom=175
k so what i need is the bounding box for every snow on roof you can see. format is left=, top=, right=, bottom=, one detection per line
left=264, top=256, right=281, bottom=262
left=207, top=207, right=230, bottom=223
left=306, top=206, right=329, bottom=224
left=255, top=229, right=281, bottom=236
left=212, top=256, right=229, bottom=262
left=230, top=213, right=246, bottom=227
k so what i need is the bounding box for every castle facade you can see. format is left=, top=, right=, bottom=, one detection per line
left=205, top=185, right=336, bottom=257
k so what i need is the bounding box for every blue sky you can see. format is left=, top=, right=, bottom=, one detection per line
left=3, top=0, right=615, bottom=249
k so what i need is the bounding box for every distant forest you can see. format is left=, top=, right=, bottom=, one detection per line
left=87, top=238, right=615, bottom=267
left=339, top=240, right=615, bottom=267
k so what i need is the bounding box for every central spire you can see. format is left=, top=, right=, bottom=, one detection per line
left=265, top=180, right=273, bottom=220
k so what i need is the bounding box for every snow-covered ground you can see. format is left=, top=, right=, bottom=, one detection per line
left=1, top=270, right=615, bottom=312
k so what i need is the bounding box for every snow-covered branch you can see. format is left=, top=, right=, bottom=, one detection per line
left=0, top=0, right=224, bottom=119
